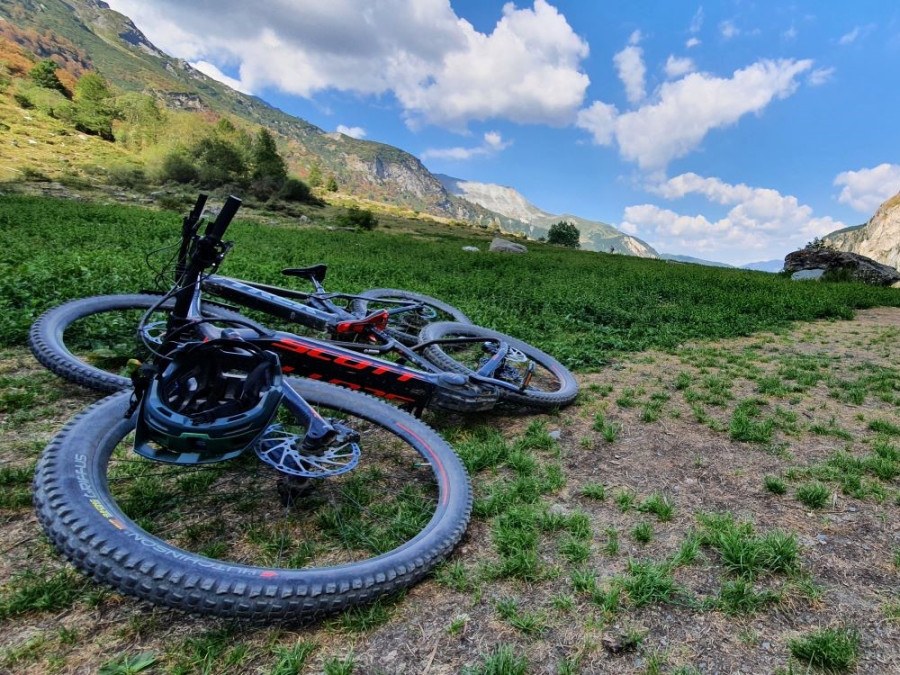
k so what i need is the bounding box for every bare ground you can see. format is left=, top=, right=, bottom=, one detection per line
left=1, top=309, right=900, bottom=674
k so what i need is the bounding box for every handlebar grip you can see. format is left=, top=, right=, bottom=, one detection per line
left=205, top=195, right=242, bottom=240
left=188, top=194, right=208, bottom=225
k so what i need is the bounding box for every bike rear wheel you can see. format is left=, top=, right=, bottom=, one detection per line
left=351, top=289, right=471, bottom=345
left=419, top=322, right=579, bottom=410
left=33, top=378, right=471, bottom=621
left=29, top=294, right=263, bottom=393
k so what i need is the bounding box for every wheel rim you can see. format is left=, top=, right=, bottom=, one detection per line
left=102, top=398, right=443, bottom=570
left=60, top=306, right=161, bottom=379
left=433, top=329, right=566, bottom=396
left=53, top=301, right=254, bottom=384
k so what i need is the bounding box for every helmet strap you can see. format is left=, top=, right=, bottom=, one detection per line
left=125, top=363, right=159, bottom=418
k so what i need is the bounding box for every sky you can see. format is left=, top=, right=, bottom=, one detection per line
left=103, top=0, right=900, bottom=265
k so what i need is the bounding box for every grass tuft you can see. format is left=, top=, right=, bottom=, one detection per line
left=796, top=482, right=830, bottom=509
left=788, top=626, right=860, bottom=673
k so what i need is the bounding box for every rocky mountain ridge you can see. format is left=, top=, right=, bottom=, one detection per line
left=823, top=191, right=900, bottom=270
left=437, top=176, right=658, bottom=257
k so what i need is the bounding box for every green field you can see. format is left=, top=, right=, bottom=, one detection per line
left=4, top=193, right=900, bottom=673
left=2, top=194, right=899, bottom=368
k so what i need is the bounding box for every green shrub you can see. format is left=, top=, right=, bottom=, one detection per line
left=105, top=162, right=147, bottom=188
left=158, top=151, right=199, bottom=184
left=278, top=177, right=312, bottom=202
left=29, top=59, right=68, bottom=97
left=548, top=221, right=580, bottom=248
left=335, top=207, right=378, bottom=231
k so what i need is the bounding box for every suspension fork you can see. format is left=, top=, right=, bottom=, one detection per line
left=280, top=384, right=340, bottom=453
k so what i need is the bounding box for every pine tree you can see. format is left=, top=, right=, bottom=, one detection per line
left=250, top=128, right=287, bottom=198
left=30, top=59, right=68, bottom=97
left=307, top=163, right=322, bottom=187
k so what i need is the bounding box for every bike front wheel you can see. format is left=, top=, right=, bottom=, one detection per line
left=29, top=294, right=263, bottom=394
left=33, top=378, right=471, bottom=621
left=351, top=288, right=472, bottom=345
left=419, top=322, right=579, bottom=410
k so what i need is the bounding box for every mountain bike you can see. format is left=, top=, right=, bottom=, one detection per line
left=33, top=197, right=474, bottom=621
left=29, top=195, right=578, bottom=412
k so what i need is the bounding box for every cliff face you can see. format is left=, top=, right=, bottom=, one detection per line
left=824, top=192, right=900, bottom=270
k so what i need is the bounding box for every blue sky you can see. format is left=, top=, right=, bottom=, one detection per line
left=105, top=0, right=900, bottom=265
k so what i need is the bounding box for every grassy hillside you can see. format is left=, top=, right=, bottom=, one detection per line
left=0, top=0, right=477, bottom=215
left=3, top=194, right=899, bottom=369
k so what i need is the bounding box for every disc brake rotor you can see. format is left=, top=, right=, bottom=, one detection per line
left=140, top=321, right=167, bottom=346
left=255, top=422, right=361, bottom=478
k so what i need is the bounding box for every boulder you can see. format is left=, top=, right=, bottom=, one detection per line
left=462, top=245, right=480, bottom=252
left=783, top=248, right=900, bottom=286
left=489, top=237, right=527, bottom=254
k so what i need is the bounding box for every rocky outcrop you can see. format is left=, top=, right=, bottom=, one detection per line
left=783, top=248, right=900, bottom=286
left=824, top=192, right=900, bottom=270
left=489, top=238, right=527, bottom=254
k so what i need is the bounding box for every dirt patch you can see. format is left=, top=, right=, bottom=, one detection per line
left=2, top=309, right=900, bottom=673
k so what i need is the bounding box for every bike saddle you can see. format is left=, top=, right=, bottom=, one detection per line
left=282, top=264, right=327, bottom=282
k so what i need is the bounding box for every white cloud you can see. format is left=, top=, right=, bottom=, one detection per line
left=624, top=173, right=846, bottom=263
left=336, top=125, right=367, bottom=139
left=575, top=102, right=617, bottom=145
left=664, top=55, right=696, bottom=79
left=807, top=67, right=835, bottom=86
left=689, top=7, right=704, bottom=34
left=483, top=131, right=507, bottom=150
left=613, top=42, right=646, bottom=105
left=578, top=58, right=813, bottom=169
left=421, top=131, right=512, bottom=161
left=191, top=61, right=252, bottom=94
left=105, top=0, right=590, bottom=131
left=783, top=26, right=798, bottom=40
left=834, top=163, right=900, bottom=213
left=720, top=20, right=740, bottom=40
left=686, top=37, right=701, bottom=48
left=838, top=25, right=875, bottom=45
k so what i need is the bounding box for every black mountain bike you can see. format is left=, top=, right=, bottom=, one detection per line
left=30, top=195, right=578, bottom=413
left=33, top=197, right=475, bottom=621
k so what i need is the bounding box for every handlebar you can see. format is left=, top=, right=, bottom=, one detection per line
left=169, top=195, right=242, bottom=326
left=176, top=193, right=209, bottom=281
left=205, top=195, right=242, bottom=241
left=188, top=194, right=208, bottom=226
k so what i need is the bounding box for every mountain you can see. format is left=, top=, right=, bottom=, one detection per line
left=822, top=192, right=900, bottom=270
left=740, top=260, right=784, bottom=273
left=438, top=175, right=658, bottom=257
left=2, top=0, right=653, bottom=256
left=1, top=0, right=484, bottom=216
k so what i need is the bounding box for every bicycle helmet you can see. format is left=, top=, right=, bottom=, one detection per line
left=134, top=339, right=284, bottom=464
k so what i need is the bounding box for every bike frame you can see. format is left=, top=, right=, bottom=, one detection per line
left=162, top=195, right=520, bottom=414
